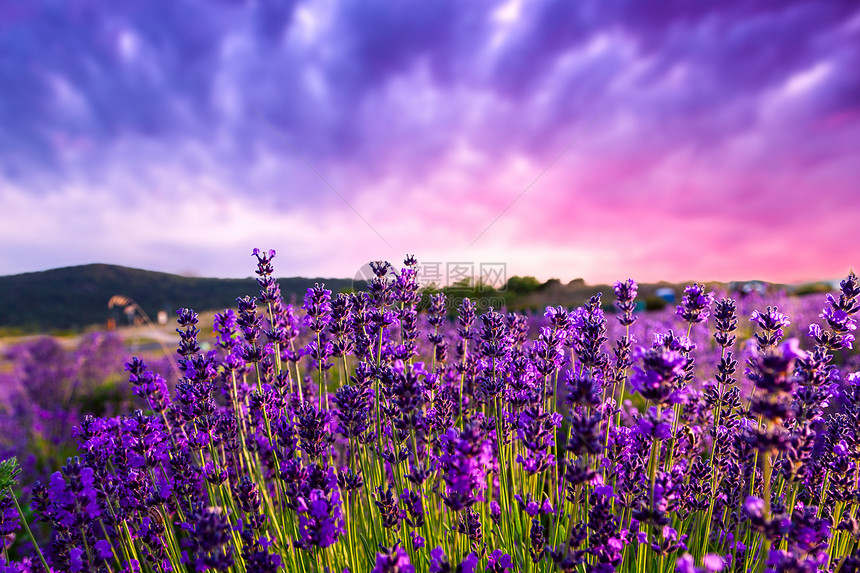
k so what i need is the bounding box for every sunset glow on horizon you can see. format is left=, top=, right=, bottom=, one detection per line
left=1, top=1, right=858, bottom=284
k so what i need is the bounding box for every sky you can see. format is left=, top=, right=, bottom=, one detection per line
left=1, top=0, right=859, bottom=286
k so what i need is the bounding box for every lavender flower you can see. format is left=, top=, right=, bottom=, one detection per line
left=296, top=401, right=333, bottom=460
left=456, top=507, right=483, bottom=545
left=296, top=477, right=344, bottom=549
left=569, top=294, right=609, bottom=372
left=712, top=298, right=738, bottom=348
left=373, top=486, right=402, bottom=530
left=429, top=547, right=478, bottom=573
left=613, top=279, right=638, bottom=327
left=332, top=384, right=372, bottom=438
left=0, top=459, right=21, bottom=538
left=178, top=503, right=235, bottom=571
left=676, top=283, right=715, bottom=325
left=747, top=339, right=806, bottom=398
left=303, top=283, right=333, bottom=334
left=516, top=405, right=562, bottom=473
left=439, top=426, right=492, bottom=511
left=750, top=306, right=790, bottom=349
left=4, top=251, right=860, bottom=573
left=372, top=543, right=415, bottom=573
left=236, top=295, right=263, bottom=345
left=676, top=553, right=724, bottom=573
left=176, top=308, right=201, bottom=357
left=629, top=347, right=687, bottom=405
left=636, top=406, right=674, bottom=440
left=565, top=368, right=602, bottom=408
left=487, top=549, right=514, bottom=572
left=457, top=298, right=477, bottom=341
left=529, top=516, right=546, bottom=563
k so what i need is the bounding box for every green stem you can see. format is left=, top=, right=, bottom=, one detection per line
left=8, top=487, right=50, bottom=573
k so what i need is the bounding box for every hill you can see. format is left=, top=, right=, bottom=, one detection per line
left=0, top=264, right=356, bottom=332
left=1, top=264, right=814, bottom=334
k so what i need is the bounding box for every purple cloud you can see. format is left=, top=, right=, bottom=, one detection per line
left=0, top=0, right=857, bottom=281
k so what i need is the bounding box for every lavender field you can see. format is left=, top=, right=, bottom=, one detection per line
left=0, top=251, right=856, bottom=573
left=0, top=333, right=178, bottom=478
left=5, top=0, right=860, bottom=570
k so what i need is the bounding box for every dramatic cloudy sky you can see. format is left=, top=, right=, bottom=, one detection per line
left=1, top=0, right=858, bottom=284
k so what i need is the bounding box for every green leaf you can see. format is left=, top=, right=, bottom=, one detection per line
left=0, top=457, right=21, bottom=490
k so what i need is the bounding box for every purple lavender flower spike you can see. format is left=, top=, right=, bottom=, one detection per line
left=486, top=549, right=514, bottom=572
left=712, top=298, right=738, bottom=348
left=676, top=553, right=725, bottom=573
left=430, top=547, right=479, bottom=573
left=629, top=347, right=687, bottom=405
left=0, top=487, right=20, bottom=538
left=613, top=279, right=638, bottom=326
left=177, top=503, right=235, bottom=571
left=750, top=306, right=791, bottom=349
left=296, top=486, right=344, bottom=550
left=429, top=547, right=448, bottom=573
left=371, top=543, right=415, bottom=573
left=747, top=339, right=806, bottom=398
left=569, top=294, right=609, bottom=372
left=303, top=283, right=333, bottom=334
left=636, top=406, right=674, bottom=440
left=252, top=247, right=276, bottom=277
left=676, top=283, right=715, bottom=325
